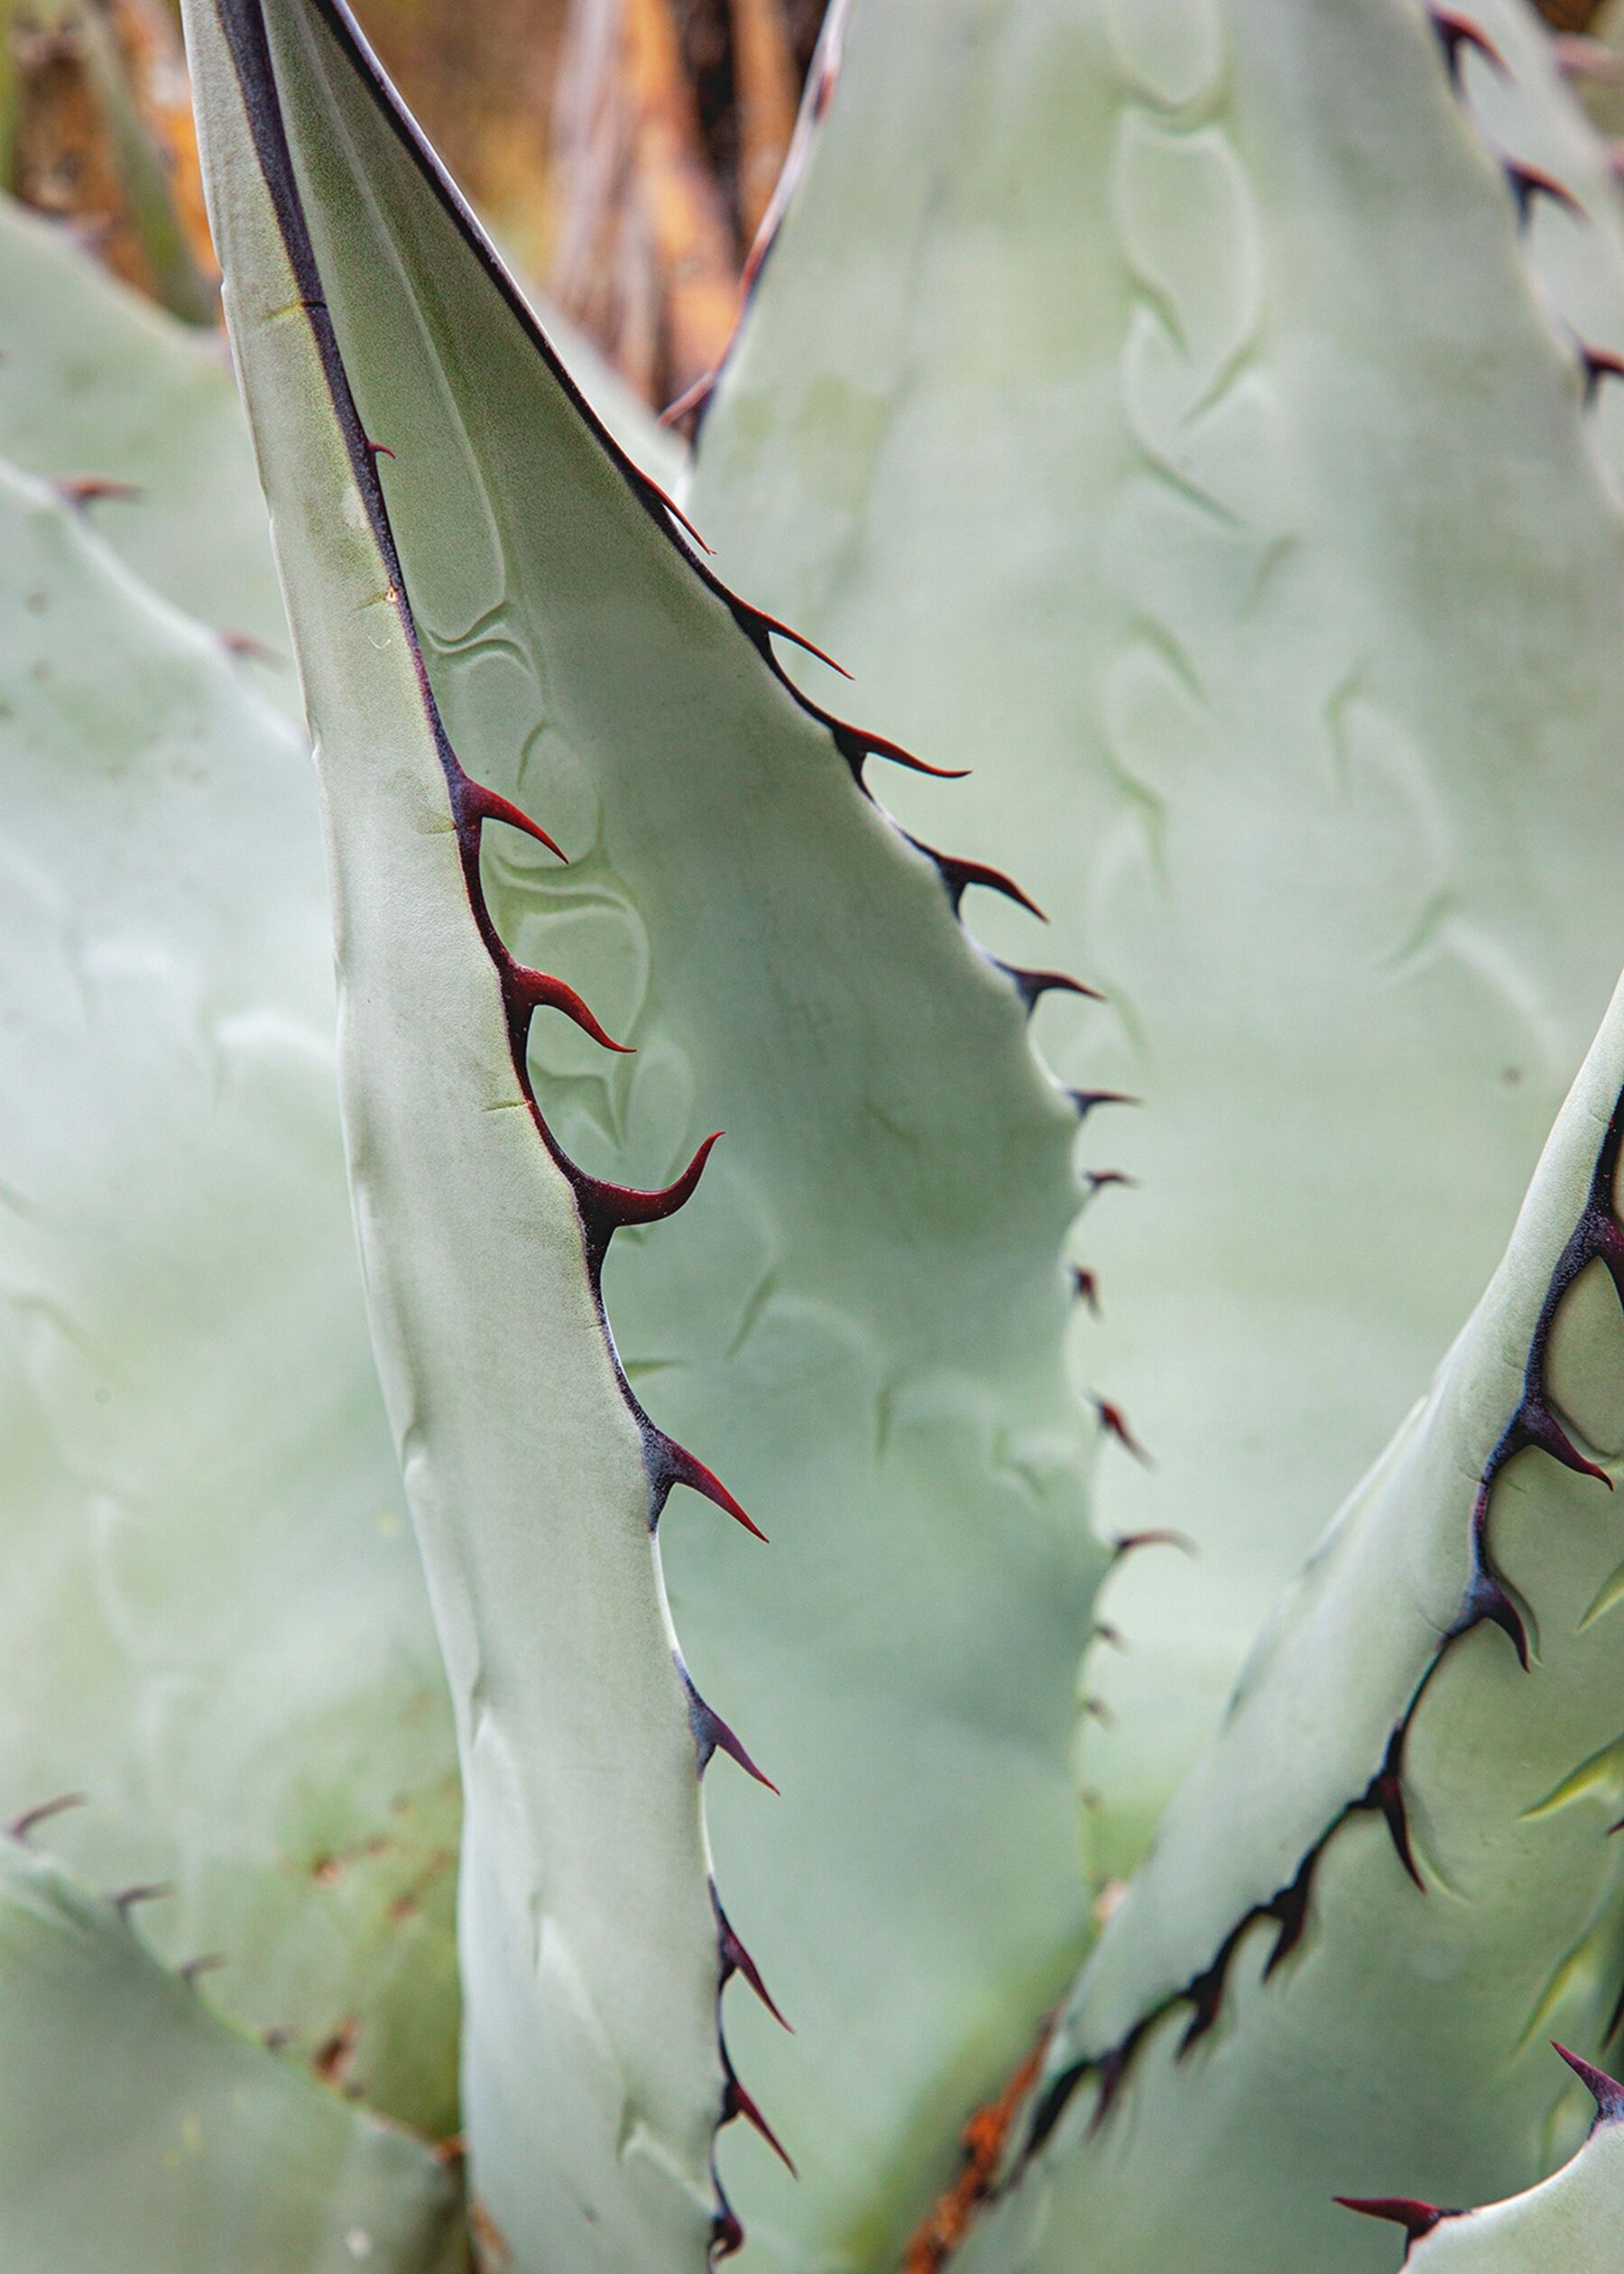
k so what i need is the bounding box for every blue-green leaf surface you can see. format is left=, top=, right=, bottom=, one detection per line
left=688, top=0, right=1624, bottom=1884
left=180, top=0, right=1103, bottom=2264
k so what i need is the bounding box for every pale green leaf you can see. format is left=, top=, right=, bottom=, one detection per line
left=0, top=1833, right=464, bottom=2273
left=0, top=189, right=286, bottom=653
left=181, top=0, right=1103, bottom=2264
left=953, top=975, right=1624, bottom=2269
left=1406, top=2073, right=1624, bottom=2270
left=688, top=0, right=1624, bottom=1881
left=0, top=454, right=460, bottom=2132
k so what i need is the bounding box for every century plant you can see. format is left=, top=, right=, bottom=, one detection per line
left=8, top=0, right=1624, bottom=2268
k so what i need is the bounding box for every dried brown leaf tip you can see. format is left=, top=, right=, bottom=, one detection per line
left=901, top=2020, right=1055, bottom=2274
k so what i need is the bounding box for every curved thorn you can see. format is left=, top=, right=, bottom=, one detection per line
left=682, top=1670, right=779, bottom=1793
left=54, top=473, right=143, bottom=509
left=1579, top=340, right=1624, bottom=405
left=7, top=1792, right=87, bottom=1844
left=1367, top=1763, right=1426, bottom=1892
left=724, top=2069, right=798, bottom=2177
left=180, top=1953, right=227, bottom=1986
left=220, top=628, right=288, bottom=669
left=1112, top=1527, right=1197, bottom=1559
left=455, top=774, right=568, bottom=863
left=112, top=1882, right=173, bottom=1921
left=1459, top=1564, right=1530, bottom=1668
left=1427, top=6, right=1507, bottom=82
left=905, top=838, right=1047, bottom=921
left=650, top=1431, right=767, bottom=1542
left=505, top=960, right=633, bottom=1054
left=1176, top=1965, right=1226, bottom=2057
left=834, top=723, right=969, bottom=782
left=1027, top=2057, right=1090, bottom=2157
left=641, top=473, right=715, bottom=555
left=623, top=1129, right=724, bottom=1221
left=1067, top=1089, right=1140, bottom=1123
left=1333, top=2197, right=1447, bottom=2242
left=1095, top=1398, right=1153, bottom=1466
left=1073, top=1266, right=1101, bottom=1315
left=1000, top=963, right=1104, bottom=1012
left=1553, top=2041, right=1624, bottom=2124
left=1504, top=159, right=1583, bottom=226
left=1263, top=1855, right=1317, bottom=1976
left=736, top=598, right=853, bottom=679
left=1520, top=1395, right=1610, bottom=1488
left=578, top=1132, right=725, bottom=1242
left=715, top=1897, right=791, bottom=2031
left=1088, top=2041, right=1134, bottom=2134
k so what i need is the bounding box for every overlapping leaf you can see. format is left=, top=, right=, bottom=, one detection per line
left=0, top=454, right=460, bottom=2131
left=0, top=188, right=284, bottom=650
left=689, top=0, right=1624, bottom=1881
left=1398, top=2052, right=1624, bottom=2269
left=948, top=975, right=1624, bottom=2269
left=181, top=0, right=1103, bottom=2265
left=0, top=1833, right=464, bottom=2273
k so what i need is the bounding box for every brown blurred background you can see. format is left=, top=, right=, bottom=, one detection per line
left=0, top=0, right=1612, bottom=416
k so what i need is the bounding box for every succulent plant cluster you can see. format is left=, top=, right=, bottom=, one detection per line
left=10, top=0, right=1624, bottom=2269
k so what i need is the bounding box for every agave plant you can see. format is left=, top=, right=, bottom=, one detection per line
left=10, top=0, right=1624, bottom=2267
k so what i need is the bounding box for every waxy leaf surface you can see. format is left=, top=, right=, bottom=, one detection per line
left=0, top=455, right=460, bottom=2131
left=182, top=0, right=1103, bottom=2265
left=0, top=1835, right=464, bottom=2274
left=690, top=0, right=1624, bottom=1880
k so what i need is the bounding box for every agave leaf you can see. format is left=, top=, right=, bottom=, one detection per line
left=1393, top=2050, right=1624, bottom=2269
left=948, top=973, right=1624, bottom=2271
left=0, top=1831, right=464, bottom=2273
left=687, top=0, right=1624, bottom=1881
left=181, top=0, right=1101, bottom=2263
left=0, top=188, right=285, bottom=652
left=0, top=455, right=460, bottom=2131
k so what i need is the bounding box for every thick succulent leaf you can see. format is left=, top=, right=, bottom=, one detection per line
left=688, top=0, right=1624, bottom=1881
left=0, top=188, right=285, bottom=651
left=946, top=975, right=1624, bottom=2271
left=181, top=0, right=1102, bottom=2265
left=1399, top=2058, right=1624, bottom=2269
left=0, top=1832, right=464, bottom=2273
left=183, top=21, right=724, bottom=2260
left=0, top=455, right=460, bottom=2131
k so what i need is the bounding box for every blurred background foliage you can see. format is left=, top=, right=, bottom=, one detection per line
left=1, top=0, right=1618, bottom=417
left=0, top=0, right=830, bottom=414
